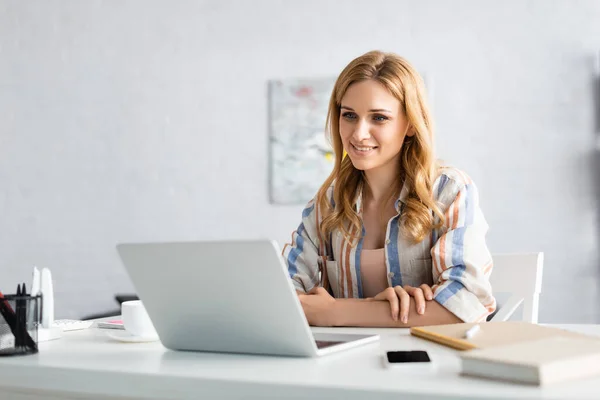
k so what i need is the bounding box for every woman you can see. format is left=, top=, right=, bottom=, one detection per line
left=282, top=50, right=496, bottom=327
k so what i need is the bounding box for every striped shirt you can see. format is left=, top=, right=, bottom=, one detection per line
left=282, top=167, right=497, bottom=323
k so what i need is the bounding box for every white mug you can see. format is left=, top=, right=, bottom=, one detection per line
left=121, top=300, right=158, bottom=339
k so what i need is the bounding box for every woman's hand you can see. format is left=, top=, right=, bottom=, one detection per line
left=297, top=287, right=337, bottom=327
left=366, top=284, right=434, bottom=323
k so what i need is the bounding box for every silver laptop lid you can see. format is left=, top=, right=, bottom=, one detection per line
left=117, top=240, right=318, bottom=356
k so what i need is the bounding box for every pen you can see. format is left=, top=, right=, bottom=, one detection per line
left=464, top=324, right=480, bottom=339
left=18, top=284, right=28, bottom=349
left=15, top=284, right=23, bottom=348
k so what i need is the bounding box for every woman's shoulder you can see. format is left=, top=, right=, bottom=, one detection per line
left=433, top=164, right=478, bottom=203
left=435, top=164, right=474, bottom=186
left=303, top=184, right=335, bottom=217
left=314, top=182, right=336, bottom=205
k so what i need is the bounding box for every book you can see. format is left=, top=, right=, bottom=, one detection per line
left=96, top=319, right=124, bottom=330
left=460, top=336, right=600, bottom=385
left=409, top=321, right=597, bottom=351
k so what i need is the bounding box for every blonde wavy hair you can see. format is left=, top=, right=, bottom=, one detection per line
left=317, top=50, right=444, bottom=245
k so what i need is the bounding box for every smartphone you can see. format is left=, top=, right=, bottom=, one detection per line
left=384, top=350, right=431, bottom=366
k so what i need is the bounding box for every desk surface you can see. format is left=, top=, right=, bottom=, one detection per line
left=0, top=323, right=599, bottom=400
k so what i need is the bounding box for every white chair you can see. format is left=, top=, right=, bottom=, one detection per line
left=488, top=252, right=544, bottom=323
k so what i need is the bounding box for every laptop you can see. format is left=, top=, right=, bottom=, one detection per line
left=116, top=240, right=379, bottom=357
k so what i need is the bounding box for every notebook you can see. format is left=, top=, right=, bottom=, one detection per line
left=460, top=336, right=600, bottom=385
left=410, top=321, right=598, bottom=351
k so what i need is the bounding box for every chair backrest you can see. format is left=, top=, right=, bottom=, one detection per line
left=488, top=252, right=544, bottom=323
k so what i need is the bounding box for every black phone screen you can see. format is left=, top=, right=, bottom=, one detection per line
left=386, top=350, right=431, bottom=363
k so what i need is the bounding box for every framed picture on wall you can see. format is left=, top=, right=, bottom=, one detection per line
left=268, top=77, right=335, bottom=205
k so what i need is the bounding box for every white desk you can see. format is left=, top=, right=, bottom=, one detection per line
left=0, top=324, right=599, bottom=400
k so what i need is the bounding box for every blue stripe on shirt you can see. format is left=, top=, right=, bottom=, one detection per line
left=288, top=202, right=317, bottom=277
left=450, top=227, right=467, bottom=279
left=354, top=226, right=365, bottom=298
left=287, top=222, right=305, bottom=278
left=388, top=217, right=402, bottom=287
left=431, top=175, right=450, bottom=247
left=435, top=280, right=465, bottom=304
left=437, top=174, right=450, bottom=197
left=302, top=203, right=315, bottom=219
left=449, top=185, right=474, bottom=279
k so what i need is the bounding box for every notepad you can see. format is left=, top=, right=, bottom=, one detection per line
left=410, top=321, right=598, bottom=351
left=460, top=336, right=600, bottom=385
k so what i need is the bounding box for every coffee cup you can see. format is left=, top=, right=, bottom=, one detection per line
left=121, top=300, right=158, bottom=339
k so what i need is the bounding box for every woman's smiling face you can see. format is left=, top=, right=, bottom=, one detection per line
left=339, top=79, right=412, bottom=172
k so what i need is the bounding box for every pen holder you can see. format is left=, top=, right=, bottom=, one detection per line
left=0, top=293, right=41, bottom=356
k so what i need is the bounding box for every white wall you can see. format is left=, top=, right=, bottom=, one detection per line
left=1, top=0, right=599, bottom=322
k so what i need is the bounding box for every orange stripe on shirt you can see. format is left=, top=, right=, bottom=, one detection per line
left=439, top=232, right=447, bottom=272
left=281, top=228, right=297, bottom=257
left=484, top=299, right=497, bottom=312
left=281, top=243, right=289, bottom=257
left=431, top=228, right=443, bottom=275
left=435, top=190, right=461, bottom=274
left=483, top=261, right=493, bottom=275
left=433, top=246, right=442, bottom=275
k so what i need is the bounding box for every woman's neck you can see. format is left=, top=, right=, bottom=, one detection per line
left=363, top=163, right=402, bottom=206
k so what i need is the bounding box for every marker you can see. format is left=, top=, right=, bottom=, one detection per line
left=40, top=268, right=54, bottom=328
left=464, top=324, right=480, bottom=339
left=31, top=266, right=40, bottom=296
